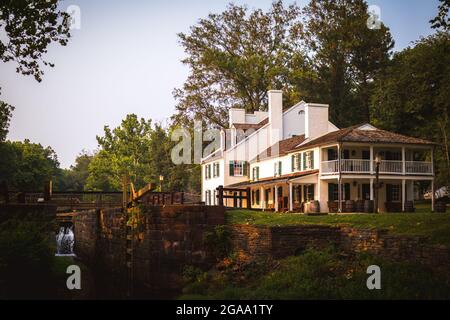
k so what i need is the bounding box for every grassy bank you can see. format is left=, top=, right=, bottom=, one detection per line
left=180, top=247, right=450, bottom=300
left=226, top=204, right=450, bottom=246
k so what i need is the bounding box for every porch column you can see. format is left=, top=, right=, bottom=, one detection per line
left=289, top=183, right=293, bottom=212
left=370, top=178, right=374, bottom=200
left=402, top=179, right=406, bottom=212
left=431, top=179, right=435, bottom=212
left=370, top=146, right=374, bottom=174
left=274, top=185, right=279, bottom=212
left=261, top=186, right=265, bottom=210
left=402, top=147, right=406, bottom=175
left=338, top=143, right=342, bottom=213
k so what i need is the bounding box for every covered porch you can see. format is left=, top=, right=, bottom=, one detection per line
left=247, top=172, right=320, bottom=213
left=320, top=175, right=435, bottom=213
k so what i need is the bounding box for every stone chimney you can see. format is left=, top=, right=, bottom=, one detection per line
left=268, top=90, right=283, bottom=146
left=305, top=103, right=329, bottom=139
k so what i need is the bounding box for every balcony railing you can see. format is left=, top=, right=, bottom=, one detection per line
left=379, top=160, right=402, bottom=173
left=321, top=159, right=433, bottom=175
left=405, top=161, right=433, bottom=174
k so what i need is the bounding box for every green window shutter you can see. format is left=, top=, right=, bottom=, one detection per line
left=243, top=162, right=248, bottom=176
left=229, top=161, right=234, bottom=176
left=217, top=163, right=220, bottom=177
left=278, top=161, right=282, bottom=175
left=256, top=167, right=260, bottom=179
left=296, top=154, right=301, bottom=171
left=208, top=165, right=211, bottom=179
left=303, top=153, right=307, bottom=170
left=310, top=151, right=314, bottom=169
left=274, top=163, right=277, bottom=176
left=291, top=155, right=295, bottom=172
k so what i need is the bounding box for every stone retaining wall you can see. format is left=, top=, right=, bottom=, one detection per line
left=73, top=205, right=225, bottom=298
left=230, top=224, right=450, bottom=278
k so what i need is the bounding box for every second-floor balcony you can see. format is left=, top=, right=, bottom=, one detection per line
left=321, top=159, right=433, bottom=175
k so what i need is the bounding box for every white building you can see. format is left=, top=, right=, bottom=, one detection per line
left=201, top=90, right=436, bottom=213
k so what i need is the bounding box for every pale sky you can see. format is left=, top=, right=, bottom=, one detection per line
left=0, top=0, right=440, bottom=168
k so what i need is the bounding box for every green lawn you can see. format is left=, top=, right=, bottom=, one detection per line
left=226, top=203, right=450, bottom=246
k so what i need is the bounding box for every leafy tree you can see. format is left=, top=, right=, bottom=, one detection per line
left=0, top=0, right=71, bottom=82
left=56, top=151, right=93, bottom=191
left=370, top=33, right=450, bottom=186
left=85, top=115, right=202, bottom=194
left=0, top=98, right=14, bottom=142
left=0, top=0, right=70, bottom=141
left=172, top=0, right=309, bottom=128
left=301, top=0, right=394, bottom=126
left=85, top=114, right=153, bottom=191
left=430, top=0, right=449, bottom=31
left=0, top=139, right=59, bottom=191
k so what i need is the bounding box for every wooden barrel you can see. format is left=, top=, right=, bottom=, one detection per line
left=344, top=200, right=355, bottom=213
left=327, top=201, right=338, bottom=213
left=356, top=200, right=365, bottom=213
left=436, top=202, right=447, bottom=213
left=364, top=200, right=374, bottom=213
left=309, top=200, right=320, bottom=213
left=404, top=201, right=415, bottom=213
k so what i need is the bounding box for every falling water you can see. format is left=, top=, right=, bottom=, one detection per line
left=56, top=226, right=76, bottom=256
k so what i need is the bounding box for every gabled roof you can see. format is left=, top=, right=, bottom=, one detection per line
left=227, top=170, right=319, bottom=188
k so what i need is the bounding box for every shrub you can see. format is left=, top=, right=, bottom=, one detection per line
left=0, top=219, right=57, bottom=299
left=204, top=225, right=231, bottom=260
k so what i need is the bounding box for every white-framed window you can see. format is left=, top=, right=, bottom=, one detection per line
left=205, top=190, right=211, bottom=205
left=229, top=161, right=247, bottom=176
left=303, top=151, right=314, bottom=170
left=291, top=153, right=301, bottom=172
left=213, top=162, right=220, bottom=178
left=205, top=164, right=212, bottom=180
left=252, top=167, right=260, bottom=181
left=274, top=161, right=282, bottom=177
left=387, top=184, right=401, bottom=202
